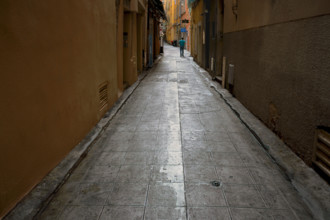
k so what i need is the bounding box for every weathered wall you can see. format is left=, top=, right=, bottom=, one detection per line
left=223, top=0, right=330, bottom=33
left=208, top=0, right=217, bottom=74
left=215, top=1, right=224, bottom=77
left=165, top=0, right=174, bottom=43
left=190, top=0, right=203, bottom=64
left=0, top=0, right=117, bottom=217
left=143, top=4, right=148, bottom=68
left=137, top=14, right=143, bottom=73
left=223, top=9, right=330, bottom=164
left=154, top=20, right=160, bottom=58
left=123, top=12, right=138, bottom=87
left=117, top=0, right=124, bottom=97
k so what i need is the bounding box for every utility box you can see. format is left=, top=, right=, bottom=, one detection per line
left=211, top=58, right=214, bottom=71
left=160, top=36, right=164, bottom=53
left=228, top=64, right=235, bottom=85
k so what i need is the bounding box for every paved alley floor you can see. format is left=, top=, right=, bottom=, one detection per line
left=39, top=44, right=314, bottom=220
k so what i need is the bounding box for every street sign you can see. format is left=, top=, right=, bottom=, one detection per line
left=181, top=28, right=187, bottom=33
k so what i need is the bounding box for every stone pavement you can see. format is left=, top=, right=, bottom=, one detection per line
left=38, top=44, right=314, bottom=220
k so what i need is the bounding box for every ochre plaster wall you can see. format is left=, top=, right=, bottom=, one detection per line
left=164, top=0, right=175, bottom=43
left=117, top=0, right=124, bottom=97
left=223, top=0, right=330, bottom=33
left=0, top=0, right=117, bottom=217
left=123, top=12, right=138, bottom=87
left=190, top=0, right=203, bottom=62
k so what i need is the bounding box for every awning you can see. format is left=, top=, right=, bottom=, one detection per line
left=149, top=0, right=167, bottom=20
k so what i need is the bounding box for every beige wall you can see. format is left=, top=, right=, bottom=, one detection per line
left=123, top=12, right=138, bottom=87
left=117, top=0, right=124, bottom=97
left=224, top=0, right=330, bottom=33
left=190, top=0, right=203, bottom=63
left=0, top=0, right=117, bottom=217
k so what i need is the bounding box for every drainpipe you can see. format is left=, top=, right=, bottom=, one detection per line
left=179, top=0, right=182, bottom=38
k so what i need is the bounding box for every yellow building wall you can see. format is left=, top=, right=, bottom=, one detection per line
left=117, top=0, right=124, bottom=97
left=165, top=0, right=176, bottom=43
left=190, top=0, right=203, bottom=60
left=223, top=0, right=330, bottom=33
left=123, top=12, right=138, bottom=87
left=0, top=0, right=117, bottom=217
left=174, top=0, right=179, bottom=41
left=171, top=0, right=175, bottom=41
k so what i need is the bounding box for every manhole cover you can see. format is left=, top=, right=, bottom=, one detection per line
left=178, top=79, right=188, bottom=84
left=211, top=181, right=221, bottom=187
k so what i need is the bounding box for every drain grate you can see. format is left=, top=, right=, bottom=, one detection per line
left=211, top=181, right=221, bottom=187
left=99, top=82, right=108, bottom=111
left=313, top=128, right=330, bottom=178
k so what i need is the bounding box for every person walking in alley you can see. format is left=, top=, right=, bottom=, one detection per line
left=179, top=37, right=186, bottom=57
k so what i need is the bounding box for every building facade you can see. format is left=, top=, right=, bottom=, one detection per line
left=190, top=0, right=204, bottom=65
left=0, top=0, right=165, bottom=217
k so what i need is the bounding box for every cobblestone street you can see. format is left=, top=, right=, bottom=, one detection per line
left=38, top=44, right=314, bottom=220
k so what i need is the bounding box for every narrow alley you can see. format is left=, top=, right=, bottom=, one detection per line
left=1, top=0, right=330, bottom=219
left=33, top=44, right=313, bottom=219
